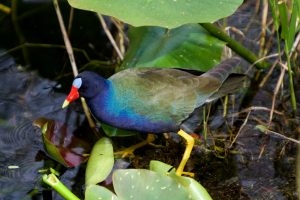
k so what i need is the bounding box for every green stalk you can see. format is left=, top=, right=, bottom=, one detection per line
left=43, top=174, right=80, bottom=200
left=285, top=43, right=297, bottom=113
left=202, top=107, right=207, bottom=142
left=0, top=3, right=11, bottom=14
left=200, top=23, right=270, bottom=69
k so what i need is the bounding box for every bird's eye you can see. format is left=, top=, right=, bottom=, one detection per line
left=81, top=85, right=87, bottom=91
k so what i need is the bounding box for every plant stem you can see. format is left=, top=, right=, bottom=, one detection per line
left=11, top=0, right=30, bottom=64
left=43, top=174, right=80, bottom=200
left=200, top=23, right=269, bottom=69
left=0, top=4, right=11, bottom=14
left=285, top=43, right=297, bottom=113
left=53, top=0, right=100, bottom=134
left=98, top=14, right=124, bottom=60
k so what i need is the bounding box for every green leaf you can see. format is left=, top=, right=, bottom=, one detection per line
left=113, top=169, right=190, bottom=200
left=85, top=185, right=118, bottom=200
left=255, top=125, right=268, bottom=132
left=33, top=118, right=91, bottom=167
left=86, top=137, right=114, bottom=186
left=171, top=175, right=213, bottom=200
left=101, top=123, right=137, bottom=137
left=297, top=0, right=300, bottom=23
left=278, top=1, right=289, bottom=40
left=150, top=161, right=212, bottom=200
left=41, top=126, right=67, bottom=166
left=119, top=25, right=225, bottom=72
left=287, top=1, right=298, bottom=52
left=269, top=0, right=279, bottom=30
left=67, top=0, right=242, bottom=28
left=149, top=160, right=176, bottom=174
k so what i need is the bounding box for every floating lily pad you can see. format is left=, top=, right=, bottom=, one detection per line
left=113, top=169, right=190, bottom=200
left=149, top=160, right=175, bottom=174
left=150, top=160, right=212, bottom=200
left=85, top=185, right=118, bottom=200
left=67, top=0, right=242, bottom=28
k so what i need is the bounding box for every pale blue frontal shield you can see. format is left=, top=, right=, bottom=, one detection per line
left=73, top=78, right=82, bottom=88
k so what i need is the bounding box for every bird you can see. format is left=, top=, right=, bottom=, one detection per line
left=62, top=57, right=246, bottom=176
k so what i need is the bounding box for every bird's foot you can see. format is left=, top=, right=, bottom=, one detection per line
left=114, top=134, right=156, bottom=158
left=175, top=129, right=195, bottom=177
left=114, top=148, right=135, bottom=158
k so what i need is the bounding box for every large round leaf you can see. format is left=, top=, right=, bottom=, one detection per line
left=113, top=169, right=190, bottom=200
left=119, top=25, right=225, bottom=72
left=150, top=160, right=213, bottom=200
left=85, top=185, right=118, bottom=200
left=149, top=160, right=175, bottom=174
left=67, top=0, right=242, bottom=28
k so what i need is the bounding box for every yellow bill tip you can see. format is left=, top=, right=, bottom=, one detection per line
left=62, top=100, right=70, bottom=109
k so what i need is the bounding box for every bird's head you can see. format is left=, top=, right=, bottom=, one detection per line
left=62, top=71, right=107, bottom=108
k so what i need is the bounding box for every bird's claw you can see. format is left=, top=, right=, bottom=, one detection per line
left=114, top=148, right=135, bottom=158
left=114, top=134, right=156, bottom=159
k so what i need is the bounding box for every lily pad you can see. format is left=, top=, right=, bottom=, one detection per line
left=67, top=0, right=242, bottom=28
left=85, top=185, right=118, bottom=200
left=113, top=169, right=190, bottom=200
left=150, top=160, right=212, bottom=200
left=119, top=25, right=225, bottom=72
left=171, top=175, right=213, bottom=200
left=149, top=160, right=175, bottom=174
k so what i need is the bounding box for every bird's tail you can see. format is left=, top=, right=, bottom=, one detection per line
left=201, top=57, right=241, bottom=83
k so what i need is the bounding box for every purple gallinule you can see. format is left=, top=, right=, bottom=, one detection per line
left=62, top=57, right=246, bottom=176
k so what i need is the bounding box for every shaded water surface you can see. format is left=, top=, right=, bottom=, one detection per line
left=0, top=53, right=86, bottom=199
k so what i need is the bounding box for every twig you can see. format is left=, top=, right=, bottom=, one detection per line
left=245, top=53, right=280, bottom=74
left=229, top=106, right=284, bottom=117
left=256, top=125, right=300, bottom=144
left=259, top=0, right=268, bottom=57
left=296, top=128, right=300, bottom=198
left=0, top=43, right=90, bottom=61
left=259, top=58, right=279, bottom=88
left=228, top=111, right=251, bottom=149
left=268, top=63, right=285, bottom=126
left=222, top=95, right=228, bottom=117
left=67, top=7, right=74, bottom=35
left=97, top=14, right=124, bottom=60
left=290, top=31, right=300, bottom=56
left=11, top=0, right=30, bottom=64
left=53, top=0, right=78, bottom=76
left=110, top=17, right=127, bottom=55
left=203, top=103, right=212, bottom=142
left=53, top=0, right=98, bottom=133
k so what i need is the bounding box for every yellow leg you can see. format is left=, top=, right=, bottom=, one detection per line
left=176, top=129, right=195, bottom=176
left=114, top=134, right=156, bottom=158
